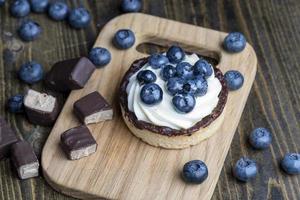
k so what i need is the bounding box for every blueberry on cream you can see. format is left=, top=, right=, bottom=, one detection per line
left=176, top=62, right=194, bottom=79
left=148, top=54, right=169, bottom=69
left=167, top=45, right=185, bottom=64
left=166, top=77, right=185, bottom=96
left=172, top=94, right=195, bottom=113
left=194, top=59, right=213, bottom=78
left=137, top=70, right=157, bottom=85
left=161, top=65, right=176, bottom=81
left=140, top=83, right=163, bottom=105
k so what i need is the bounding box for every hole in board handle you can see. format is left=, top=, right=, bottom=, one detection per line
left=136, top=40, right=220, bottom=66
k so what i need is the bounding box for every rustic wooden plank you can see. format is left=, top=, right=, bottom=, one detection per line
left=0, top=0, right=299, bottom=200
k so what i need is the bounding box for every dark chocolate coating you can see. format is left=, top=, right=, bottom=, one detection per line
left=0, top=117, right=18, bottom=160
left=73, top=91, right=112, bottom=123
left=45, top=57, right=96, bottom=92
left=25, top=100, right=60, bottom=126
left=11, top=141, right=38, bottom=168
left=119, top=57, right=228, bottom=137
left=60, top=125, right=97, bottom=154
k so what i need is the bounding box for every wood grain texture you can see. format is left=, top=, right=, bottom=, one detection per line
left=41, top=13, right=257, bottom=200
left=0, top=0, right=299, bottom=200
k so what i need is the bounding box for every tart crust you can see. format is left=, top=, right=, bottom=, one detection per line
left=119, top=57, right=228, bottom=149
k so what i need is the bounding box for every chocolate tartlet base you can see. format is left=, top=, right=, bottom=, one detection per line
left=119, top=57, right=228, bottom=137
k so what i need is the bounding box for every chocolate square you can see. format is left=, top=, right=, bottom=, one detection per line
left=0, top=117, right=18, bottom=160
left=74, top=91, right=113, bottom=125
left=24, top=89, right=60, bottom=126
left=45, top=57, right=96, bottom=92
left=11, top=141, right=39, bottom=179
left=61, top=125, right=97, bottom=160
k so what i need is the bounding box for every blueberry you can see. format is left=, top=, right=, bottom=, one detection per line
left=166, top=46, right=185, bottom=64
left=48, top=2, right=68, bottom=21
left=161, top=65, right=176, bottom=81
left=18, top=20, right=42, bottom=42
left=281, top=153, right=300, bottom=175
left=249, top=127, right=272, bottom=150
left=137, top=70, right=157, bottom=84
left=0, top=0, right=5, bottom=7
left=182, top=80, right=198, bottom=95
left=223, top=32, right=246, bottom=53
left=113, top=29, right=135, bottom=49
left=68, top=7, right=91, bottom=29
left=194, top=59, right=213, bottom=78
left=182, top=160, right=208, bottom=184
left=193, top=76, right=208, bottom=96
left=121, top=0, right=142, bottom=13
left=7, top=94, right=24, bottom=113
left=233, top=157, right=257, bottom=182
left=172, top=94, right=195, bottom=113
left=29, top=0, right=48, bottom=13
left=148, top=54, right=169, bottom=69
left=88, top=47, right=111, bottom=67
left=224, top=70, right=244, bottom=91
left=18, top=61, right=43, bottom=84
left=10, top=0, right=30, bottom=18
left=176, top=62, right=193, bottom=79
left=166, top=77, right=185, bottom=96
left=140, top=83, right=163, bottom=106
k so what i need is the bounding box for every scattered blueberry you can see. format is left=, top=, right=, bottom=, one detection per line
left=10, top=0, right=30, bottom=18
left=68, top=7, right=91, bottom=29
left=113, top=29, right=135, bottom=49
left=18, top=20, right=42, bottom=42
left=29, top=0, right=48, bottom=13
left=249, top=127, right=272, bottom=150
left=148, top=54, right=169, bottom=69
left=223, top=32, right=246, bottom=53
left=18, top=61, right=43, bottom=84
left=166, top=77, right=185, bottom=96
left=172, top=94, right=195, bottom=113
left=166, top=46, right=185, bottom=64
left=7, top=94, right=24, bottom=113
left=140, top=83, right=163, bottom=106
left=48, top=2, right=68, bottom=21
left=121, top=0, right=142, bottom=13
left=194, top=59, right=213, bottom=78
left=281, top=153, right=300, bottom=175
left=161, top=65, right=176, bottom=81
left=233, top=157, right=257, bottom=182
left=182, top=80, right=198, bottom=95
left=182, top=160, right=208, bottom=184
left=224, top=70, right=244, bottom=91
left=0, top=0, right=5, bottom=7
left=193, top=76, right=208, bottom=96
left=176, top=62, right=193, bottom=79
left=137, top=70, right=157, bottom=85
left=88, top=47, right=111, bottom=67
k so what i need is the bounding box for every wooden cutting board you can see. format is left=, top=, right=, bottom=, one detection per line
left=42, top=13, right=257, bottom=200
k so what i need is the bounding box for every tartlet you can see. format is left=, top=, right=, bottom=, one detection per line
left=120, top=54, right=228, bottom=149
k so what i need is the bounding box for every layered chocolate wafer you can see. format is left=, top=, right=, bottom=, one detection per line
left=24, top=89, right=60, bottom=126
left=45, top=57, right=96, bottom=92
left=60, top=125, right=97, bottom=160
left=74, top=91, right=113, bottom=125
left=0, top=117, right=18, bottom=160
left=11, top=141, right=39, bottom=179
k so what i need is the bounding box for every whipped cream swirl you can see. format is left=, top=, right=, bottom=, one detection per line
left=126, top=54, right=222, bottom=130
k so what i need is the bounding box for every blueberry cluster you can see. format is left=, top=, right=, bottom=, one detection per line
left=138, top=46, right=213, bottom=114
left=3, top=0, right=91, bottom=42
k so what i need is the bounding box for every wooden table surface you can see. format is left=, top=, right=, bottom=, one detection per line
left=0, top=0, right=299, bottom=200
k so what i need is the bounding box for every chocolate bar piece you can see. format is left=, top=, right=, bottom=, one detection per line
left=0, top=117, right=18, bottom=160
left=74, top=91, right=113, bottom=125
left=24, top=89, right=60, bottom=126
left=11, top=141, right=39, bottom=179
left=61, top=125, right=97, bottom=160
left=45, top=57, right=96, bottom=92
